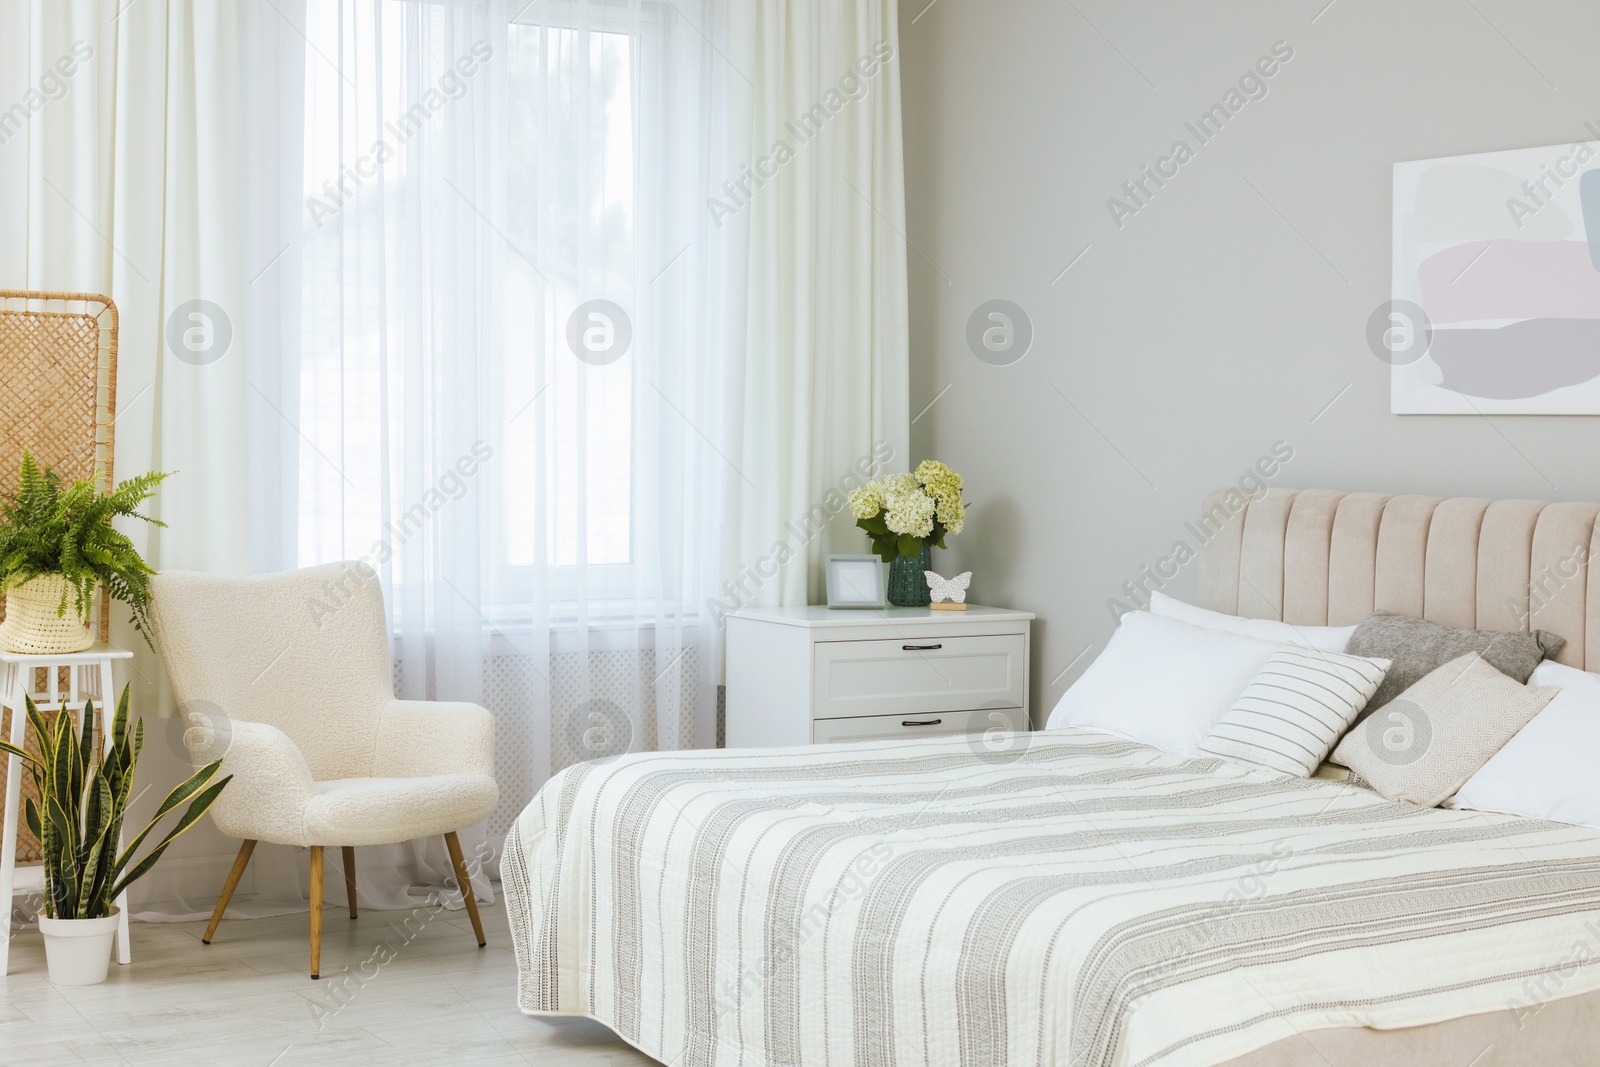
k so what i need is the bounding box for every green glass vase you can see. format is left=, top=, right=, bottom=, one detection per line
left=886, top=544, right=933, bottom=607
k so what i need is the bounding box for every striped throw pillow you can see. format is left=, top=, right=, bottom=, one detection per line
left=1198, top=647, right=1391, bottom=777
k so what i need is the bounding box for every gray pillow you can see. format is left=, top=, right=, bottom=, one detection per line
left=1342, top=611, right=1563, bottom=722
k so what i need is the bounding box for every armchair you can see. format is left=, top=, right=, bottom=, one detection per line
left=148, top=562, right=498, bottom=978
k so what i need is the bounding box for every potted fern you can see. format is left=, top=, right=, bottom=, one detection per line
left=0, top=686, right=230, bottom=983
left=0, top=451, right=169, bottom=653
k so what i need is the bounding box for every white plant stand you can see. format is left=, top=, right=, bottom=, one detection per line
left=0, top=643, right=134, bottom=976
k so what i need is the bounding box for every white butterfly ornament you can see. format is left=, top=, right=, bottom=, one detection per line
left=924, top=570, right=971, bottom=605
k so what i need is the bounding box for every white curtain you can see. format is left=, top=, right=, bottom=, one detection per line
left=241, top=0, right=730, bottom=898
left=0, top=0, right=265, bottom=918
left=0, top=0, right=505, bottom=918
left=238, top=0, right=911, bottom=901
left=720, top=1, right=910, bottom=611
left=2, top=0, right=908, bottom=922
left=0, top=1, right=252, bottom=601
left=238, top=0, right=506, bottom=910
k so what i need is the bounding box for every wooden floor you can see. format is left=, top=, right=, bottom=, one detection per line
left=0, top=902, right=661, bottom=1066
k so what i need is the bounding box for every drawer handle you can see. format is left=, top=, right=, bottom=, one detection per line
left=902, top=643, right=943, bottom=651
left=901, top=718, right=944, bottom=727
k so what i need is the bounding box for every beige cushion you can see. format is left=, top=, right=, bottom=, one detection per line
left=1329, top=653, right=1558, bottom=806
left=304, top=774, right=500, bottom=846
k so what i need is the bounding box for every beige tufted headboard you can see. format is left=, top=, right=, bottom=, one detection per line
left=1195, top=487, right=1600, bottom=671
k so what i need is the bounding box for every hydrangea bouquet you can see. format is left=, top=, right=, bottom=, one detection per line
left=847, top=460, right=965, bottom=562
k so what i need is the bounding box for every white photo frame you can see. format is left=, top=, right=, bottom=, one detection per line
left=825, top=554, right=886, bottom=609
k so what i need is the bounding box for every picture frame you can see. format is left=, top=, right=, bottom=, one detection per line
left=1391, top=141, right=1600, bottom=413
left=824, top=554, right=886, bottom=609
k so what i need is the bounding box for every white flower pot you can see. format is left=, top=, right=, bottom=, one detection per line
left=39, top=909, right=120, bottom=985
left=0, top=573, right=93, bottom=654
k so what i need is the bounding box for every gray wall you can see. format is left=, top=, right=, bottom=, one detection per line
left=898, top=0, right=1600, bottom=723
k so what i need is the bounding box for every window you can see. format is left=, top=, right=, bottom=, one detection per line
left=293, top=4, right=650, bottom=607
left=501, top=17, right=636, bottom=570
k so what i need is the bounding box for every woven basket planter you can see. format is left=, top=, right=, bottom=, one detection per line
left=0, top=573, right=93, bottom=654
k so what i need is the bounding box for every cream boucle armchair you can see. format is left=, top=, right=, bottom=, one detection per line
left=149, top=562, right=498, bottom=979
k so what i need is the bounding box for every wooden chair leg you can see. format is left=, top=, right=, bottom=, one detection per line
left=341, top=845, right=358, bottom=919
left=202, top=840, right=257, bottom=944
left=309, top=846, right=324, bottom=979
left=444, top=831, right=486, bottom=948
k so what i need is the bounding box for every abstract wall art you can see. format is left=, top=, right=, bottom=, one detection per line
left=1392, top=138, right=1600, bottom=413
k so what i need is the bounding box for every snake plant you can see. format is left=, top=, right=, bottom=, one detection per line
left=0, top=685, right=230, bottom=920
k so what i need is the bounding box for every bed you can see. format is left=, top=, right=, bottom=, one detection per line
left=503, top=488, right=1600, bottom=1065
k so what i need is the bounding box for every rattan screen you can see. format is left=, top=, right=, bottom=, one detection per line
left=0, top=290, right=118, bottom=863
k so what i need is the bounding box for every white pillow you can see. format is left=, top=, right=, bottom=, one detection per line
left=1448, top=659, right=1600, bottom=826
left=1148, top=590, right=1356, bottom=652
left=1198, top=647, right=1391, bottom=777
left=1047, top=611, right=1285, bottom=756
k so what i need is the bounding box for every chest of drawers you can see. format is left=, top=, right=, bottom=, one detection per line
left=725, top=605, right=1034, bottom=747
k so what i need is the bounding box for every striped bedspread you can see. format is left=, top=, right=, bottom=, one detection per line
left=502, top=729, right=1600, bottom=1067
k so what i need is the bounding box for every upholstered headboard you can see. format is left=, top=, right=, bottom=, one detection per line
left=1195, top=487, right=1600, bottom=670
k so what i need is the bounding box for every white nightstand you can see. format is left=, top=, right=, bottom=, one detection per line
left=725, top=605, right=1034, bottom=747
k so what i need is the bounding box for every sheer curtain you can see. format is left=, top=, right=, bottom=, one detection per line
left=0, top=0, right=265, bottom=917
left=489, top=0, right=726, bottom=817
left=2, top=0, right=907, bottom=924
left=242, top=0, right=729, bottom=901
